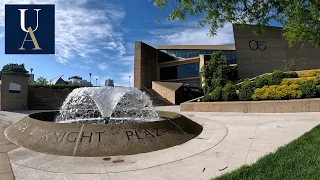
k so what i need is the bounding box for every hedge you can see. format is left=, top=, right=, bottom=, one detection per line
left=29, top=84, right=92, bottom=89
left=281, top=77, right=319, bottom=85
left=298, top=69, right=320, bottom=78
left=252, top=84, right=302, bottom=100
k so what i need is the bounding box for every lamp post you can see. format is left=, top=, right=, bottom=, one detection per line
left=89, top=73, right=92, bottom=85
left=129, top=76, right=131, bottom=87
left=96, top=78, right=98, bottom=86
left=30, top=68, right=33, bottom=74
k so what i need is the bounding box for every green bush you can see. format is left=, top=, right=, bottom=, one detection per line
left=281, top=77, right=319, bottom=85
left=316, top=86, right=320, bottom=97
left=202, top=94, right=211, bottom=102
left=300, top=80, right=317, bottom=98
left=29, top=84, right=91, bottom=90
left=284, top=71, right=298, bottom=78
left=252, top=84, right=302, bottom=100
left=238, top=81, right=255, bottom=101
left=222, top=83, right=237, bottom=101
left=267, top=70, right=284, bottom=85
left=254, top=75, right=269, bottom=88
left=210, top=87, right=223, bottom=101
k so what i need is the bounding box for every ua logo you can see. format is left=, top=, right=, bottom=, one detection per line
left=18, top=9, right=42, bottom=50
left=5, top=5, right=55, bottom=54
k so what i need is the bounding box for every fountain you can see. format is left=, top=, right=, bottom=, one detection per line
left=55, top=86, right=160, bottom=124
left=4, top=87, right=203, bottom=157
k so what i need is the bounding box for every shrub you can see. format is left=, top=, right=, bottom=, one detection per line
left=300, top=80, right=317, bottom=98
left=238, top=81, right=255, bottom=101
left=316, top=86, right=320, bottom=97
left=222, top=83, right=237, bottom=101
left=254, top=75, right=269, bottom=88
left=281, top=77, right=319, bottom=85
left=210, top=87, right=223, bottom=101
left=29, top=84, right=91, bottom=90
left=267, top=70, right=284, bottom=85
left=298, top=69, right=320, bottom=78
left=202, top=94, right=211, bottom=102
left=284, top=71, right=298, bottom=78
left=252, top=84, right=302, bottom=100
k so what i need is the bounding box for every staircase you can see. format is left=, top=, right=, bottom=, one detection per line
left=142, top=87, right=169, bottom=106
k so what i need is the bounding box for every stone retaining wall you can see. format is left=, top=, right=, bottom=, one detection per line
left=28, top=87, right=72, bottom=110
left=180, top=98, right=320, bottom=113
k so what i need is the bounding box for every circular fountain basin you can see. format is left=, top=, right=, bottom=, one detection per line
left=4, top=111, right=203, bottom=157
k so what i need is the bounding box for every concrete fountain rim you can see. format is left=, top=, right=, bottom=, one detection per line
left=4, top=110, right=203, bottom=157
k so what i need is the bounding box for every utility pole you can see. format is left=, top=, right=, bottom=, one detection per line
left=96, top=78, right=98, bottom=86
left=129, top=76, right=131, bottom=87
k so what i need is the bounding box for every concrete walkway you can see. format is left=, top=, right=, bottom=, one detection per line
left=1, top=107, right=320, bottom=180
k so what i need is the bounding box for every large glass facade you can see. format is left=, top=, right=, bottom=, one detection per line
left=160, top=62, right=200, bottom=80
left=159, top=49, right=236, bottom=64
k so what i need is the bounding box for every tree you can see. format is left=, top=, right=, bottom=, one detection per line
left=36, top=77, right=48, bottom=85
left=152, top=0, right=320, bottom=47
left=201, top=51, right=228, bottom=94
left=1, top=63, right=28, bottom=74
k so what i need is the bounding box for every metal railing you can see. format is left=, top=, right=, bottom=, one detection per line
left=184, top=72, right=273, bottom=103
left=142, top=86, right=154, bottom=97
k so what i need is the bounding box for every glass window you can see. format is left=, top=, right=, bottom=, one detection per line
left=177, top=63, right=200, bottom=79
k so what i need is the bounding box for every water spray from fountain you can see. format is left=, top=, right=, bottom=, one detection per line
left=55, top=86, right=160, bottom=124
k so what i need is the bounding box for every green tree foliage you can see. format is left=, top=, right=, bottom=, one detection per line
left=1, top=63, right=28, bottom=75
left=152, top=0, right=320, bottom=47
left=36, top=77, right=48, bottom=85
left=201, top=51, right=228, bottom=94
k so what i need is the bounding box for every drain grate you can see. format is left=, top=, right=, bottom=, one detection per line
left=103, top=157, right=111, bottom=161
left=112, top=160, right=124, bottom=163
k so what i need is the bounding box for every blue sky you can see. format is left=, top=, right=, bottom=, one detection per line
left=0, top=0, right=279, bottom=86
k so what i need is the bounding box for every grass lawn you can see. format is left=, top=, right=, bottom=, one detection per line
left=213, top=125, right=320, bottom=180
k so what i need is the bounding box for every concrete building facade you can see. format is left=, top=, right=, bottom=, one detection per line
left=134, top=24, right=320, bottom=89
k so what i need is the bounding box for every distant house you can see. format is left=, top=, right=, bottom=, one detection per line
left=67, top=76, right=92, bottom=86
left=105, top=79, right=114, bottom=87
left=48, top=75, right=67, bottom=85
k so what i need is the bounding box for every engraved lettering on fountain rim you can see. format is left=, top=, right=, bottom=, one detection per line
left=40, top=130, right=105, bottom=143
left=126, top=128, right=169, bottom=140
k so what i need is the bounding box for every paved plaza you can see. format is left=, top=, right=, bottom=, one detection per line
left=1, top=106, right=320, bottom=180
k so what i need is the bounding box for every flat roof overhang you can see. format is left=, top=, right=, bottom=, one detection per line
left=156, top=45, right=236, bottom=51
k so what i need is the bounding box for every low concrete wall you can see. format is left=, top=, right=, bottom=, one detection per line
left=152, top=81, right=183, bottom=105
left=0, top=74, right=29, bottom=111
left=180, top=98, right=320, bottom=113
left=28, top=88, right=72, bottom=110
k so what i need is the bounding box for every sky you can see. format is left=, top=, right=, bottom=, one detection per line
left=0, top=0, right=279, bottom=87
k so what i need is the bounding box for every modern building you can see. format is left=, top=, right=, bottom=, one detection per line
left=134, top=24, right=320, bottom=105
left=105, top=79, right=114, bottom=87
left=67, top=76, right=91, bottom=86
left=48, top=75, right=67, bottom=85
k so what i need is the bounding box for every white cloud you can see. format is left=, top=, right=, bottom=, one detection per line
left=0, top=32, right=4, bottom=39
left=149, top=23, right=234, bottom=45
left=0, top=0, right=126, bottom=63
left=97, top=63, right=108, bottom=70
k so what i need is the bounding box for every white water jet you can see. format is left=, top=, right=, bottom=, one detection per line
left=55, top=86, right=159, bottom=124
